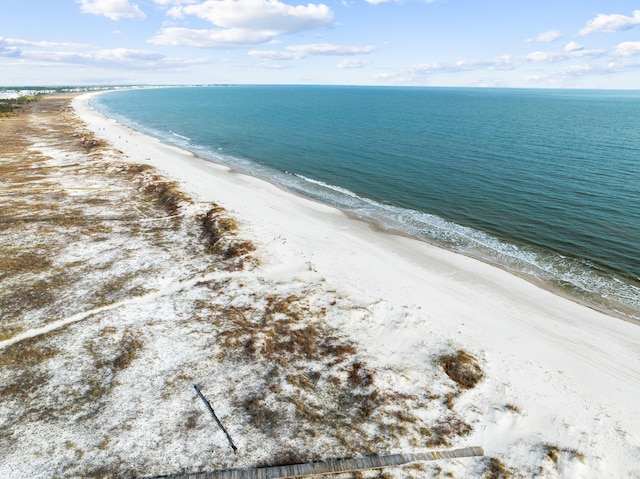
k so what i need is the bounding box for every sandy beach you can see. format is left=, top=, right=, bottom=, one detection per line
left=75, top=92, right=640, bottom=474
left=1, top=93, right=639, bottom=478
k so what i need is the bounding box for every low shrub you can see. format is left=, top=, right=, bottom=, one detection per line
left=438, top=350, right=483, bottom=389
left=482, top=457, right=512, bottom=479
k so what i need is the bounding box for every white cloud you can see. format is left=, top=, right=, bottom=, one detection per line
left=254, top=62, right=291, bottom=69
left=77, top=0, right=146, bottom=20
left=38, top=49, right=156, bottom=68
left=556, top=64, right=595, bottom=76
left=168, top=0, right=332, bottom=31
left=94, top=48, right=165, bottom=63
left=525, top=56, right=640, bottom=84
left=578, top=10, right=640, bottom=36
left=0, top=38, right=21, bottom=57
left=525, top=46, right=605, bottom=63
left=407, top=62, right=447, bottom=74
left=481, top=54, right=519, bottom=70
left=337, top=58, right=370, bottom=69
left=456, top=58, right=504, bottom=70
left=152, top=27, right=280, bottom=47
left=372, top=71, right=416, bottom=85
left=613, top=41, right=640, bottom=58
left=525, top=51, right=564, bottom=63
left=6, top=38, right=90, bottom=49
left=249, top=43, right=376, bottom=60
left=0, top=36, right=208, bottom=70
left=606, top=59, right=640, bottom=72
left=524, top=64, right=596, bottom=83
left=411, top=55, right=521, bottom=74
left=526, top=30, right=561, bottom=43
left=382, top=43, right=609, bottom=84
left=408, top=56, right=517, bottom=75
left=570, top=48, right=606, bottom=59
left=364, top=0, right=436, bottom=5
left=564, top=41, right=583, bottom=52
left=152, top=0, right=197, bottom=4
left=153, top=0, right=333, bottom=47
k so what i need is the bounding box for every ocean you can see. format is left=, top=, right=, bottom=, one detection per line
left=92, top=86, right=640, bottom=321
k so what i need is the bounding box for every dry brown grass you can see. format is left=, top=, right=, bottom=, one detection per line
left=201, top=206, right=256, bottom=259
left=1, top=94, right=256, bottom=340
left=0, top=249, right=53, bottom=278
left=0, top=335, right=59, bottom=410
left=81, top=464, right=124, bottom=479
left=216, top=296, right=359, bottom=366
left=208, top=288, right=482, bottom=458
left=209, top=291, right=387, bottom=457
left=109, top=334, right=143, bottom=372
left=60, top=328, right=146, bottom=421
left=438, top=350, right=484, bottom=390
left=89, top=270, right=149, bottom=307
left=141, top=177, right=190, bottom=216
left=86, top=328, right=143, bottom=372
left=0, top=278, right=58, bottom=321
left=504, top=403, right=521, bottom=414
left=0, top=95, right=260, bottom=463
left=481, top=457, right=512, bottom=479
left=76, top=133, right=109, bottom=152
left=443, top=392, right=456, bottom=410
left=425, top=414, right=472, bottom=448
left=542, top=443, right=585, bottom=465
left=0, top=336, right=59, bottom=370
left=201, top=205, right=236, bottom=244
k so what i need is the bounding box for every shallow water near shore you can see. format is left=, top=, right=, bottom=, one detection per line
left=92, top=86, right=640, bottom=321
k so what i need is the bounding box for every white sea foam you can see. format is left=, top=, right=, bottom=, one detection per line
left=292, top=173, right=361, bottom=199
left=285, top=171, right=640, bottom=318
left=169, top=131, right=191, bottom=141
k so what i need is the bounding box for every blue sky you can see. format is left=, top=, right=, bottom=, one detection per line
left=1, top=0, right=640, bottom=88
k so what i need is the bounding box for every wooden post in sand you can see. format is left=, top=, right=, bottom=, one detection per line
left=194, top=384, right=238, bottom=454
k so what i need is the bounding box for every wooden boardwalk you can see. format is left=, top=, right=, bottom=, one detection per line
left=147, top=447, right=483, bottom=479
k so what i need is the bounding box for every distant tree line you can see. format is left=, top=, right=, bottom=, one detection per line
left=0, top=96, right=40, bottom=116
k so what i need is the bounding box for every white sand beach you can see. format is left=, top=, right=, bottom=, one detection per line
left=65, top=92, right=640, bottom=477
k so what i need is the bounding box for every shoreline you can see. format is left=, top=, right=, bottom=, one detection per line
left=71, top=92, right=640, bottom=476
left=359, top=212, right=640, bottom=326
left=87, top=89, right=640, bottom=326
left=74, top=89, right=640, bottom=371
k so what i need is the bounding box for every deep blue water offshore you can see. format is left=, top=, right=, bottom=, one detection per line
left=92, top=86, right=640, bottom=321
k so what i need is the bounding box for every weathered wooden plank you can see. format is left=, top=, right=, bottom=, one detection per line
left=194, top=385, right=238, bottom=454
left=144, top=447, right=483, bottom=479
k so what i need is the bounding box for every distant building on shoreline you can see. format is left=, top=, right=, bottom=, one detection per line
left=0, top=86, right=137, bottom=99
left=0, top=88, right=59, bottom=99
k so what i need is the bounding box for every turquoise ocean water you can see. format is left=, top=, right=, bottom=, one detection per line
left=92, top=86, right=640, bottom=321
